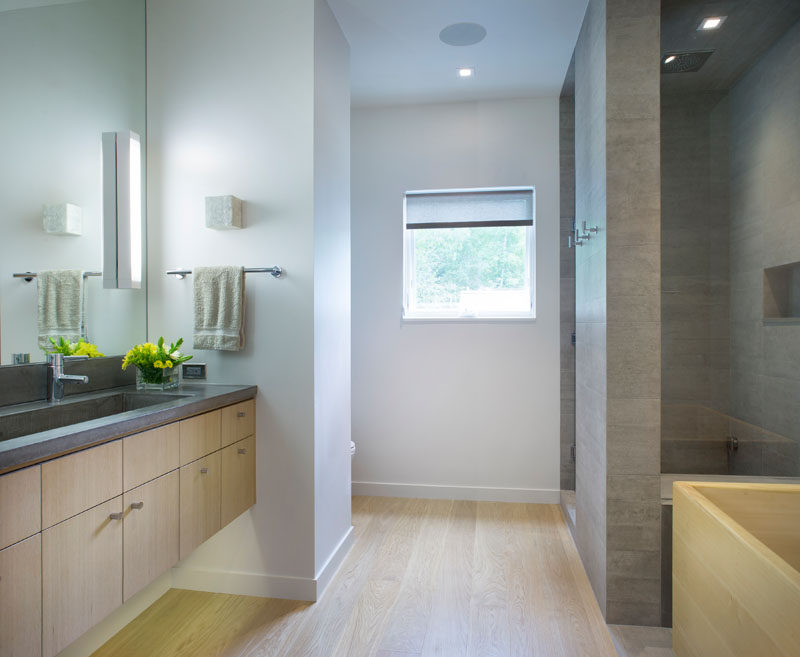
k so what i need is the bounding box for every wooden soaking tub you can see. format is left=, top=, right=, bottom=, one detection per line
left=672, top=482, right=800, bottom=657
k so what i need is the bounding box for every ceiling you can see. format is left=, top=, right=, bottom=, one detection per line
left=327, top=0, right=588, bottom=107
left=661, top=0, right=800, bottom=93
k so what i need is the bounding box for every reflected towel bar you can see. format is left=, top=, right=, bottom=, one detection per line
left=13, top=271, right=102, bottom=283
left=166, top=266, right=283, bottom=279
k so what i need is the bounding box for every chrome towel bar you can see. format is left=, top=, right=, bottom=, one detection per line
left=13, top=271, right=102, bottom=282
left=166, top=266, right=283, bottom=279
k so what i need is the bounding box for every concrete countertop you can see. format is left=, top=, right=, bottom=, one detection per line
left=0, top=383, right=257, bottom=475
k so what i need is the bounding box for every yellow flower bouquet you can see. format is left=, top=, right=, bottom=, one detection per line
left=47, top=336, right=105, bottom=358
left=122, top=337, right=192, bottom=389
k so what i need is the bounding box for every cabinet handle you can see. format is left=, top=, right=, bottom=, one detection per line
left=131, top=502, right=144, bottom=510
left=237, top=411, right=246, bottom=417
left=109, top=512, right=124, bottom=520
left=238, top=448, right=247, bottom=455
left=200, top=467, right=209, bottom=474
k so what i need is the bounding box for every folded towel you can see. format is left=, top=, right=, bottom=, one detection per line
left=193, top=266, right=246, bottom=351
left=37, top=270, right=84, bottom=350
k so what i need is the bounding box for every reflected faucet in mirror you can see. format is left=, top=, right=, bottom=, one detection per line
left=47, top=353, right=89, bottom=402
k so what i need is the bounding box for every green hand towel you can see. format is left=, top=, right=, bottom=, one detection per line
left=193, top=266, right=246, bottom=351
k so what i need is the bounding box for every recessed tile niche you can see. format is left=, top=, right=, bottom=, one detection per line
left=763, top=262, right=800, bottom=320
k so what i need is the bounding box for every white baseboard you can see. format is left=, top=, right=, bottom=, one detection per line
left=315, top=525, right=354, bottom=598
left=352, top=481, right=560, bottom=504
left=172, top=526, right=355, bottom=602
left=171, top=566, right=318, bottom=601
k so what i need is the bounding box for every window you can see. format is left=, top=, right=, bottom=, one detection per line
left=403, top=187, right=535, bottom=319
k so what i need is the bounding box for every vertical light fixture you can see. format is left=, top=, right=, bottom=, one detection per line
left=102, top=130, right=142, bottom=289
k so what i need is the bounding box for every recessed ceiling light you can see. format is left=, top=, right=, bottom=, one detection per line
left=458, top=67, right=475, bottom=78
left=698, top=16, right=726, bottom=30
left=664, top=55, right=677, bottom=64
left=440, top=22, right=487, bottom=47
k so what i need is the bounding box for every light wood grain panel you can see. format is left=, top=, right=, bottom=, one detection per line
left=221, top=435, right=256, bottom=526
left=179, top=453, right=221, bottom=560
left=673, top=482, right=800, bottom=657
left=43, top=497, right=123, bottom=657
left=0, top=464, right=40, bottom=550
left=123, top=422, right=180, bottom=492
left=0, top=534, right=42, bottom=657
left=220, top=399, right=255, bottom=447
left=179, top=410, right=221, bottom=465
left=123, top=472, right=179, bottom=602
left=42, top=441, right=122, bottom=528
left=92, top=497, right=618, bottom=657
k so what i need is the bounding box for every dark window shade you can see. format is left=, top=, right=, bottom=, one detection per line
left=405, top=188, right=534, bottom=230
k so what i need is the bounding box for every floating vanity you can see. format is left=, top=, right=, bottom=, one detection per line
left=673, top=482, right=800, bottom=657
left=0, top=382, right=256, bottom=657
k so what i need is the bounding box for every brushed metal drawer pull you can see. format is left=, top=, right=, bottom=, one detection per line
left=200, top=467, right=209, bottom=474
left=109, top=512, right=124, bottom=520
left=237, top=411, right=246, bottom=417
left=238, top=448, right=247, bottom=455
left=131, top=502, right=144, bottom=510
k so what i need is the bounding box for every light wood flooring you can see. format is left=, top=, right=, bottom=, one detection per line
left=92, top=496, right=618, bottom=657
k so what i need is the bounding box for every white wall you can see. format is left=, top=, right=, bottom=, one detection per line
left=351, top=98, right=561, bottom=502
left=313, top=0, right=353, bottom=578
left=0, top=0, right=146, bottom=363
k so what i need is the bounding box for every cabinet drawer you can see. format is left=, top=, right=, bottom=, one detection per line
left=0, top=534, right=42, bottom=657
left=0, top=464, right=41, bottom=550
left=179, top=410, right=221, bottom=465
left=42, top=497, right=123, bottom=657
left=123, top=472, right=179, bottom=601
left=179, top=453, right=221, bottom=560
left=221, top=435, right=256, bottom=527
left=221, top=399, right=255, bottom=447
left=123, top=422, right=180, bottom=491
left=42, top=441, right=122, bottom=529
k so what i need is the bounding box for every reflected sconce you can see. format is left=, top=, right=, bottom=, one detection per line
left=102, top=130, right=142, bottom=289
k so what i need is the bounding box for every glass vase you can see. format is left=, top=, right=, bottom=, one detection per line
left=136, top=366, right=180, bottom=391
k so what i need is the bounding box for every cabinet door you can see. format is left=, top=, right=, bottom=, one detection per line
left=123, top=471, right=179, bottom=601
left=220, top=399, right=255, bottom=447
left=179, top=410, right=221, bottom=465
left=221, top=435, right=256, bottom=527
left=179, top=453, right=221, bottom=560
left=0, top=534, right=41, bottom=657
left=0, top=464, right=40, bottom=550
left=42, top=441, right=122, bottom=528
left=123, top=423, right=180, bottom=491
left=42, top=498, right=123, bottom=657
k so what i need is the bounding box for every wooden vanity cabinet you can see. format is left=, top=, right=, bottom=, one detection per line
left=179, top=410, right=221, bottom=465
left=123, top=422, right=180, bottom=491
left=123, top=471, right=180, bottom=601
left=0, top=534, right=42, bottom=657
left=0, top=464, right=41, bottom=551
left=42, top=497, right=123, bottom=657
left=221, top=399, right=255, bottom=447
left=179, top=452, right=221, bottom=559
left=221, top=435, right=257, bottom=526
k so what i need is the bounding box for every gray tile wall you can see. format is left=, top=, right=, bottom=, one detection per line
left=727, top=19, right=800, bottom=477
left=604, top=0, right=662, bottom=626
left=560, top=62, right=576, bottom=492
left=660, top=93, right=730, bottom=474
left=574, top=0, right=608, bottom=615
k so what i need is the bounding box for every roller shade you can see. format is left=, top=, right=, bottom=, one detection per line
left=405, top=187, right=534, bottom=230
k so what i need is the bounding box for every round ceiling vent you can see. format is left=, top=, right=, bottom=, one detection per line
left=439, top=22, right=487, bottom=47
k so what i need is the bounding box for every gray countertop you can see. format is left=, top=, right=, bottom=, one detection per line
left=0, top=383, right=257, bottom=475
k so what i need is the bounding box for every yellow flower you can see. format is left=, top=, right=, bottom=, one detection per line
left=153, top=360, right=164, bottom=369
left=164, top=360, right=173, bottom=369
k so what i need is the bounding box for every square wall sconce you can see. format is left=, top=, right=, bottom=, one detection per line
left=102, top=130, right=142, bottom=289
left=205, top=195, right=243, bottom=229
left=43, top=203, right=82, bottom=235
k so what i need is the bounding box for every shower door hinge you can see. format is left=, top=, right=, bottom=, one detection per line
left=570, top=444, right=576, bottom=462
left=571, top=332, right=576, bottom=345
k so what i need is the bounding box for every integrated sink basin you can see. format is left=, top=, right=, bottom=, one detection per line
left=0, top=391, right=191, bottom=442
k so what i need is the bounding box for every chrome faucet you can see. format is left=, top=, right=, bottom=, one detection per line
left=47, top=353, right=89, bottom=402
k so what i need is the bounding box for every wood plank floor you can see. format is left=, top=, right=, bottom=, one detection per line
left=92, top=497, right=617, bottom=657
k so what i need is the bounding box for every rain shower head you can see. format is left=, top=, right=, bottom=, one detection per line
left=661, top=50, right=714, bottom=73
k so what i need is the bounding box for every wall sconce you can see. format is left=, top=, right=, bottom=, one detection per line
left=102, top=130, right=142, bottom=289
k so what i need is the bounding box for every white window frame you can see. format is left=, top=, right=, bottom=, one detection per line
left=402, top=186, right=536, bottom=321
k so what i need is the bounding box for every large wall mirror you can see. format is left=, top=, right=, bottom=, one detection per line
left=0, top=0, right=146, bottom=365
